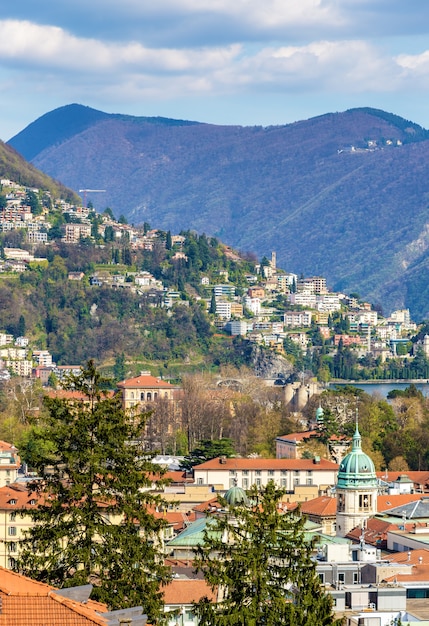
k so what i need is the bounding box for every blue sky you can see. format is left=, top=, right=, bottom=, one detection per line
left=1, top=1, right=429, bottom=141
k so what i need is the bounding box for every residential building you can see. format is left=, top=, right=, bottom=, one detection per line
left=0, top=442, right=20, bottom=488
left=288, top=292, right=317, bottom=308
left=63, top=223, right=91, bottom=243
left=163, top=579, right=217, bottom=626
left=193, top=457, right=338, bottom=494
left=214, top=300, right=231, bottom=320
left=275, top=431, right=317, bottom=459
left=117, top=372, right=178, bottom=412
left=284, top=310, right=312, bottom=327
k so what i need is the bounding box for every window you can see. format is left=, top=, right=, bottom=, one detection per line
left=243, top=470, right=248, bottom=476
left=229, top=470, right=236, bottom=475
left=306, top=478, right=313, bottom=486
left=281, top=478, right=287, bottom=487
left=306, top=470, right=313, bottom=476
left=255, top=470, right=261, bottom=476
left=255, top=478, right=262, bottom=488
left=29, top=499, right=36, bottom=505
left=293, top=478, right=299, bottom=486
left=9, top=499, right=16, bottom=506
left=147, top=392, right=152, bottom=401
left=280, top=470, right=287, bottom=476
left=268, top=470, right=274, bottom=476
left=318, top=573, right=325, bottom=584
left=140, top=392, right=145, bottom=401
left=9, top=512, right=16, bottom=522
left=337, top=494, right=345, bottom=512
left=353, top=572, right=359, bottom=584
left=8, top=542, right=16, bottom=553
left=8, top=527, right=16, bottom=536
left=197, top=478, right=203, bottom=485
left=338, top=572, right=345, bottom=584
left=243, top=478, right=248, bottom=489
left=8, top=557, right=16, bottom=569
left=359, top=494, right=371, bottom=510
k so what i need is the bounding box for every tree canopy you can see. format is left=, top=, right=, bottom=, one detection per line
left=193, top=482, right=341, bottom=626
left=17, top=361, right=171, bottom=622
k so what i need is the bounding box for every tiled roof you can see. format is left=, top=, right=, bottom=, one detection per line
left=117, top=375, right=175, bottom=389
left=0, top=568, right=108, bottom=625
left=377, top=493, right=423, bottom=512
left=383, top=563, right=429, bottom=583
left=377, top=471, right=429, bottom=488
left=0, top=483, right=41, bottom=510
left=194, top=457, right=339, bottom=471
left=276, top=431, right=317, bottom=443
left=163, top=579, right=216, bottom=604
left=300, top=496, right=337, bottom=517
left=384, top=548, right=429, bottom=565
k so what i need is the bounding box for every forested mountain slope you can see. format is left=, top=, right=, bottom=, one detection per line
left=8, top=104, right=429, bottom=318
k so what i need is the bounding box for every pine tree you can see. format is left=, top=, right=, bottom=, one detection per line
left=17, top=361, right=171, bottom=623
left=193, top=482, right=342, bottom=626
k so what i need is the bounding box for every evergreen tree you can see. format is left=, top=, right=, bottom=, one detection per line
left=194, top=482, right=341, bottom=626
left=17, top=361, right=171, bottom=622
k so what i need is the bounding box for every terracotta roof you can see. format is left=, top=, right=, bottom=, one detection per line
left=300, top=496, right=337, bottom=517
left=384, top=549, right=429, bottom=565
left=276, top=431, right=317, bottom=443
left=377, top=493, right=423, bottom=512
left=383, top=563, right=429, bottom=583
left=0, top=484, right=41, bottom=510
left=0, top=568, right=108, bottom=625
left=377, top=471, right=429, bottom=488
left=117, top=375, right=176, bottom=389
left=194, top=457, right=339, bottom=471
left=346, top=517, right=397, bottom=548
left=192, top=497, right=221, bottom=513
left=162, top=579, right=216, bottom=604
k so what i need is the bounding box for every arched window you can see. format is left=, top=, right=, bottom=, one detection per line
left=147, top=392, right=152, bottom=401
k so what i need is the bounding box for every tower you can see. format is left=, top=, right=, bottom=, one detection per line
left=335, top=420, right=377, bottom=537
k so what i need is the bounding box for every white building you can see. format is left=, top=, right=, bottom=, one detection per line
left=193, top=457, right=339, bottom=492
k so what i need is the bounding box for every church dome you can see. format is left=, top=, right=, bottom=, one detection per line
left=224, top=485, right=249, bottom=507
left=337, top=424, right=377, bottom=489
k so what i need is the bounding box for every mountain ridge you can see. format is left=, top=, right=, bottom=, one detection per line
left=8, top=104, right=429, bottom=319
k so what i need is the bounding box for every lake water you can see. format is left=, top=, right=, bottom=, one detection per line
left=329, top=381, right=429, bottom=398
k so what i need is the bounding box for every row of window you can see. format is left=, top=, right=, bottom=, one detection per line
left=229, top=470, right=314, bottom=476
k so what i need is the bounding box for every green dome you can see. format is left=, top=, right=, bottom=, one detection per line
left=337, top=424, right=377, bottom=489
left=315, top=406, right=324, bottom=423
left=224, top=485, right=249, bottom=507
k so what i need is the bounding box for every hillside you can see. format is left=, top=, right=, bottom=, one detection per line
left=8, top=104, right=429, bottom=319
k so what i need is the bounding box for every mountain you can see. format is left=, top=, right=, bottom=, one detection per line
left=8, top=104, right=429, bottom=319
left=0, top=140, right=79, bottom=203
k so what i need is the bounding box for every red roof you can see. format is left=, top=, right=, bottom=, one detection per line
left=117, top=375, right=176, bottom=389
left=163, top=579, right=216, bottom=604
left=0, top=567, right=108, bottom=625
left=385, top=549, right=429, bottom=565
left=194, top=457, right=339, bottom=471
left=276, top=431, right=317, bottom=443
left=0, top=484, right=41, bottom=510
left=300, top=496, right=337, bottom=517
left=377, top=493, right=423, bottom=512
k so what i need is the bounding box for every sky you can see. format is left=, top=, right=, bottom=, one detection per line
left=1, top=1, right=429, bottom=141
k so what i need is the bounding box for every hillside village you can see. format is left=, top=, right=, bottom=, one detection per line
left=0, top=178, right=426, bottom=384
